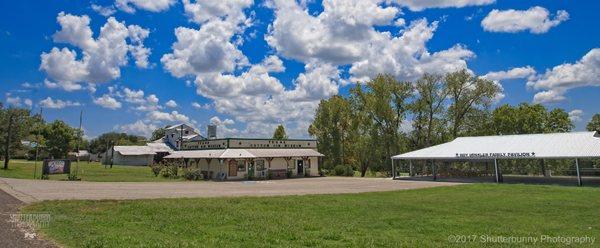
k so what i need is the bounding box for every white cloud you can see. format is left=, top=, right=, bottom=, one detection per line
left=93, top=94, right=122, bottom=109
left=117, top=120, right=157, bottom=137
left=481, top=6, right=569, bottom=34
left=394, top=0, right=495, bottom=11
left=528, top=48, right=600, bottom=103
left=267, top=2, right=474, bottom=82
left=115, top=0, right=176, bottom=13
left=122, top=87, right=145, bottom=103
left=165, top=100, right=178, bottom=108
left=24, top=99, right=33, bottom=108
left=191, top=102, right=210, bottom=109
left=40, top=12, right=150, bottom=91
left=39, top=97, right=81, bottom=109
left=483, top=66, right=536, bottom=81
left=568, top=109, right=584, bottom=122
left=148, top=110, right=190, bottom=123
left=91, top=4, right=116, bottom=17
left=209, top=116, right=238, bottom=137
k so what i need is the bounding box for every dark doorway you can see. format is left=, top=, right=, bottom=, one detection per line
left=297, top=160, right=304, bottom=175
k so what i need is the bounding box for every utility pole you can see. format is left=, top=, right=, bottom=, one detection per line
left=3, top=111, right=14, bottom=170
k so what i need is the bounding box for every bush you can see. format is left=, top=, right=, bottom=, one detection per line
left=150, top=163, right=163, bottom=177
left=286, top=170, right=293, bottom=178
left=333, top=165, right=354, bottom=176
left=161, top=162, right=179, bottom=179
left=183, top=168, right=203, bottom=181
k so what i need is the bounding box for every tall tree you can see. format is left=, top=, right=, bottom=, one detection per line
left=0, top=106, right=36, bottom=169
left=446, top=69, right=501, bottom=138
left=350, top=74, right=412, bottom=173
left=309, top=96, right=353, bottom=169
left=586, top=114, right=600, bottom=132
left=410, top=73, right=448, bottom=148
left=492, top=103, right=572, bottom=135
left=89, top=132, right=147, bottom=154
left=42, top=120, right=77, bottom=159
left=272, top=125, right=288, bottom=140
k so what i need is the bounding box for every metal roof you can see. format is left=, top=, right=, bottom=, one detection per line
left=392, top=131, right=600, bottom=160
left=146, top=142, right=173, bottom=153
left=164, top=148, right=324, bottom=159
left=113, top=146, right=156, bottom=155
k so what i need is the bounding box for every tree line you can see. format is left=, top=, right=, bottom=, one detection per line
left=308, top=70, right=598, bottom=176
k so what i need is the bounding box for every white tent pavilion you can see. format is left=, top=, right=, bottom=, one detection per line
left=391, top=132, right=600, bottom=186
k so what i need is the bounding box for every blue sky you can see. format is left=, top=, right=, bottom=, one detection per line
left=1, top=0, right=598, bottom=139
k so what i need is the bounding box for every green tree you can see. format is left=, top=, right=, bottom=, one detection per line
left=446, top=69, right=501, bottom=138
left=272, top=125, right=288, bottom=140
left=309, top=96, right=353, bottom=169
left=42, top=120, right=77, bottom=159
left=350, top=74, right=412, bottom=173
left=410, top=73, right=448, bottom=149
left=151, top=127, right=167, bottom=141
left=586, top=114, right=600, bottom=132
left=0, top=105, right=38, bottom=169
left=89, top=132, right=147, bottom=154
left=491, top=103, right=572, bottom=135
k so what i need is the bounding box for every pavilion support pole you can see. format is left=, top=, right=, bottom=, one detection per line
left=408, top=160, right=413, bottom=177
left=494, top=159, right=503, bottom=183
left=575, top=158, right=582, bottom=187
left=391, top=159, right=395, bottom=180
left=432, top=160, right=437, bottom=181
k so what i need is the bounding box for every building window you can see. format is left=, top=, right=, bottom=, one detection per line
left=256, top=160, right=265, bottom=171
left=237, top=160, right=246, bottom=171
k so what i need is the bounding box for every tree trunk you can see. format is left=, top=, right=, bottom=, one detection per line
left=3, top=113, right=14, bottom=170
left=360, top=161, right=369, bottom=177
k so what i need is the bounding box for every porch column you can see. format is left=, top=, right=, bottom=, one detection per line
left=575, top=158, right=582, bottom=187
left=194, top=158, right=200, bottom=168
left=284, top=157, right=292, bottom=177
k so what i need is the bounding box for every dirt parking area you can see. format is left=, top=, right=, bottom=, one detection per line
left=0, top=177, right=461, bottom=203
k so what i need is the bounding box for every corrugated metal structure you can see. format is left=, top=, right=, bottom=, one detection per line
left=165, top=148, right=324, bottom=159
left=391, top=131, right=600, bottom=186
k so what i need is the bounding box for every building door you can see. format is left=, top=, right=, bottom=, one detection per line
left=297, top=159, right=304, bottom=175
left=229, top=160, right=237, bottom=177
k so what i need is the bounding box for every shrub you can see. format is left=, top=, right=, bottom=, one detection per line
left=286, top=170, right=293, bottom=178
left=333, top=165, right=354, bottom=176
left=183, top=168, right=203, bottom=181
left=161, top=162, right=179, bottom=179
left=150, top=163, right=163, bottom=177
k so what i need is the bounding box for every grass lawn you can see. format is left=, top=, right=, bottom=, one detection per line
left=0, top=159, right=180, bottom=182
left=23, top=184, right=599, bottom=247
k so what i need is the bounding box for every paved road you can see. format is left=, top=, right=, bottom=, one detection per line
left=0, top=189, right=56, bottom=248
left=0, top=177, right=461, bottom=203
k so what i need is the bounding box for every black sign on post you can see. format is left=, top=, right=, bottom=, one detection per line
left=42, top=159, right=71, bottom=175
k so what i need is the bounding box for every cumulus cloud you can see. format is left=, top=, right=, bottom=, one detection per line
left=481, top=6, right=569, bottom=34
left=148, top=110, right=190, bottom=123
left=115, top=0, right=176, bottom=13
left=39, top=97, right=81, bottom=109
left=165, top=100, right=178, bottom=108
left=40, top=12, right=150, bottom=91
left=528, top=48, right=600, bottom=103
left=568, top=109, right=584, bottom=122
left=162, top=0, right=478, bottom=137
left=191, top=102, right=210, bottom=109
left=394, top=0, right=495, bottom=11
left=91, top=4, right=116, bottom=17
left=483, top=66, right=537, bottom=81
left=93, top=94, right=122, bottom=109
left=117, top=120, right=157, bottom=137
left=5, top=94, right=33, bottom=108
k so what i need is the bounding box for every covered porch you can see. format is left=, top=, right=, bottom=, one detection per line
left=164, top=148, right=323, bottom=180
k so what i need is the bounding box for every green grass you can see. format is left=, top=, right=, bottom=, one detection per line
left=0, top=159, right=180, bottom=182
left=23, top=184, right=600, bottom=247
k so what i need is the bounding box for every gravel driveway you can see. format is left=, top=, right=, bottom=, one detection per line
left=0, top=177, right=460, bottom=203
